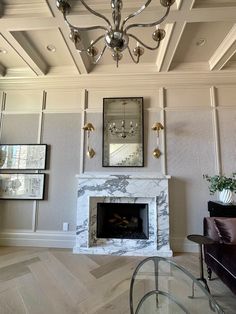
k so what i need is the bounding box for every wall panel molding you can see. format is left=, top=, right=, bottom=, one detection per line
left=210, top=86, right=222, bottom=175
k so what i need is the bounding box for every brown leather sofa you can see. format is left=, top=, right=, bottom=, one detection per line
left=203, top=217, right=236, bottom=295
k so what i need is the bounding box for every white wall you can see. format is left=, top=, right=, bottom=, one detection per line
left=0, top=77, right=235, bottom=251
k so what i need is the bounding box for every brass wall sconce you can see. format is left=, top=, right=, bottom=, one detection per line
left=151, top=122, right=164, bottom=159
left=83, top=122, right=95, bottom=159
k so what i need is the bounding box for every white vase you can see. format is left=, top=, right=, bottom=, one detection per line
left=219, top=189, right=233, bottom=204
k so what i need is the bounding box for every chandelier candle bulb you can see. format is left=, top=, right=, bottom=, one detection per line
left=56, top=0, right=175, bottom=66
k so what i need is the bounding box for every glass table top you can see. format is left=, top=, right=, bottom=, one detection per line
left=129, top=257, right=224, bottom=314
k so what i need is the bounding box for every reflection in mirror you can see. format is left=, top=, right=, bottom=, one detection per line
left=103, top=97, right=144, bottom=167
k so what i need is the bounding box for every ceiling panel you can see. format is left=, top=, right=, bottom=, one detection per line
left=172, top=22, right=233, bottom=63
left=0, top=33, right=28, bottom=68
left=0, top=0, right=236, bottom=77
left=12, top=29, right=75, bottom=67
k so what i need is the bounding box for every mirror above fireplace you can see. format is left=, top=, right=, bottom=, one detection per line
left=103, top=97, right=144, bottom=167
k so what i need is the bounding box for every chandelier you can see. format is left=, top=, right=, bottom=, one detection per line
left=56, top=0, right=175, bottom=67
left=108, top=101, right=138, bottom=138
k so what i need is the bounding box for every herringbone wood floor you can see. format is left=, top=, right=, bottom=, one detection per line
left=0, top=247, right=235, bottom=314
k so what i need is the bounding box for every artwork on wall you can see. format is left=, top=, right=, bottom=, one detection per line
left=0, top=144, right=47, bottom=170
left=0, top=173, right=45, bottom=200
left=103, top=97, right=144, bottom=167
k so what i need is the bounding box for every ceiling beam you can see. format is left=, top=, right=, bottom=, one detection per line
left=46, top=0, right=90, bottom=75
left=158, top=0, right=195, bottom=72
left=2, top=31, right=48, bottom=76
left=209, top=24, right=236, bottom=71
left=159, top=22, right=186, bottom=72
left=155, top=23, right=175, bottom=72
left=0, top=63, right=6, bottom=77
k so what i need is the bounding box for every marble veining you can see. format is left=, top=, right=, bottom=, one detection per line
left=74, top=174, right=172, bottom=256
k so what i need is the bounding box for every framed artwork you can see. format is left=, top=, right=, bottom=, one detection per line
left=0, top=173, right=45, bottom=200
left=0, top=144, right=47, bottom=170
left=103, top=97, right=144, bottom=167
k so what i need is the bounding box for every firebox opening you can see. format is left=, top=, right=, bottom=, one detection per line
left=96, top=203, right=149, bottom=239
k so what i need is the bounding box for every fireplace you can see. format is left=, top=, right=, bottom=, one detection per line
left=75, top=174, right=172, bottom=256
left=97, top=203, right=149, bottom=239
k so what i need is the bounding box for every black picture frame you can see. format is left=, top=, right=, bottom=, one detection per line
left=102, top=97, right=144, bottom=167
left=0, top=173, right=45, bottom=200
left=0, top=144, right=47, bottom=170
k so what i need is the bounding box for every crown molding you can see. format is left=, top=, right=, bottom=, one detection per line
left=1, top=71, right=236, bottom=90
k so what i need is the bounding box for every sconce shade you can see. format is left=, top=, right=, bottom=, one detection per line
left=83, top=122, right=95, bottom=131
left=151, top=122, right=164, bottom=131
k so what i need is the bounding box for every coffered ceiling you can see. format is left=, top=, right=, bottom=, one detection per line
left=0, top=0, right=236, bottom=79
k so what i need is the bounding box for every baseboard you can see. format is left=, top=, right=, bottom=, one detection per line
left=170, top=237, right=199, bottom=253
left=0, top=230, right=76, bottom=248
left=0, top=232, right=198, bottom=252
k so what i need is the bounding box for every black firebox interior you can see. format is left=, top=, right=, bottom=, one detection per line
left=96, top=202, right=149, bottom=239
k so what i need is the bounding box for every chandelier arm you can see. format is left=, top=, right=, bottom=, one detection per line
left=127, top=46, right=140, bottom=64
left=63, top=13, right=108, bottom=31
left=76, top=35, right=105, bottom=53
left=92, top=45, right=107, bottom=64
left=121, top=0, right=152, bottom=31
left=127, top=34, right=160, bottom=51
left=79, top=0, right=112, bottom=29
left=124, top=6, right=170, bottom=32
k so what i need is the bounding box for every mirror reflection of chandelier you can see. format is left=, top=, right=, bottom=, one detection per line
left=108, top=102, right=138, bottom=139
left=56, top=0, right=175, bottom=67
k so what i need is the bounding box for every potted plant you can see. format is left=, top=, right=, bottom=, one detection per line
left=203, top=173, right=236, bottom=204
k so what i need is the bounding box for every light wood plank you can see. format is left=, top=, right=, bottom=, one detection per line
left=29, top=261, right=83, bottom=314
left=0, top=287, right=27, bottom=314
left=16, top=273, right=56, bottom=314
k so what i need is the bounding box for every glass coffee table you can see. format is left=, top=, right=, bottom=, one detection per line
left=129, top=256, right=224, bottom=314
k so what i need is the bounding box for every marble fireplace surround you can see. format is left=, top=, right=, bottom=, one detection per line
left=74, top=174, right=172, bottom=256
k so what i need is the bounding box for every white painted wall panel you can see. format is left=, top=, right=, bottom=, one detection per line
left=37, top=113, right=81, bottom=231
left=218, top=109, right=236, bottom=199
left=0, top=83, right=235, bottom=250
left=0, top=114, right=40, bottom=230
left=87, top=89, right=160, bottom=111
left=5, top=90, right=43, bottom=112
left=45, top=89, right=82, bottom=112
left=216, top=86, right=236, bottom=106
left=1, top=114, right=39, bottom=143
left=165, top=87, right=211, bottom=107
left=166, top=110, right=216, bottom=248
left=0, top=201, right=33, bottom=230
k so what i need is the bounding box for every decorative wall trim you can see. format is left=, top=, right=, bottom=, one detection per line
left=80, top=89, right=87, bottom=174
left=210, top=86, right=222, bottom=175
left=159, top=87, right=166, bottom=175
left=0, top=231, right=75, bottom=248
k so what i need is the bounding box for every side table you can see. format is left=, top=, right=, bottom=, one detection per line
left=208, top=201, right=236, bottom=217
left=187, top=234, right=215, bottom=296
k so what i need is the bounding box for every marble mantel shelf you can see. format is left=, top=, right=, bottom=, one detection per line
left=76, top=173, right=171, bottom=180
